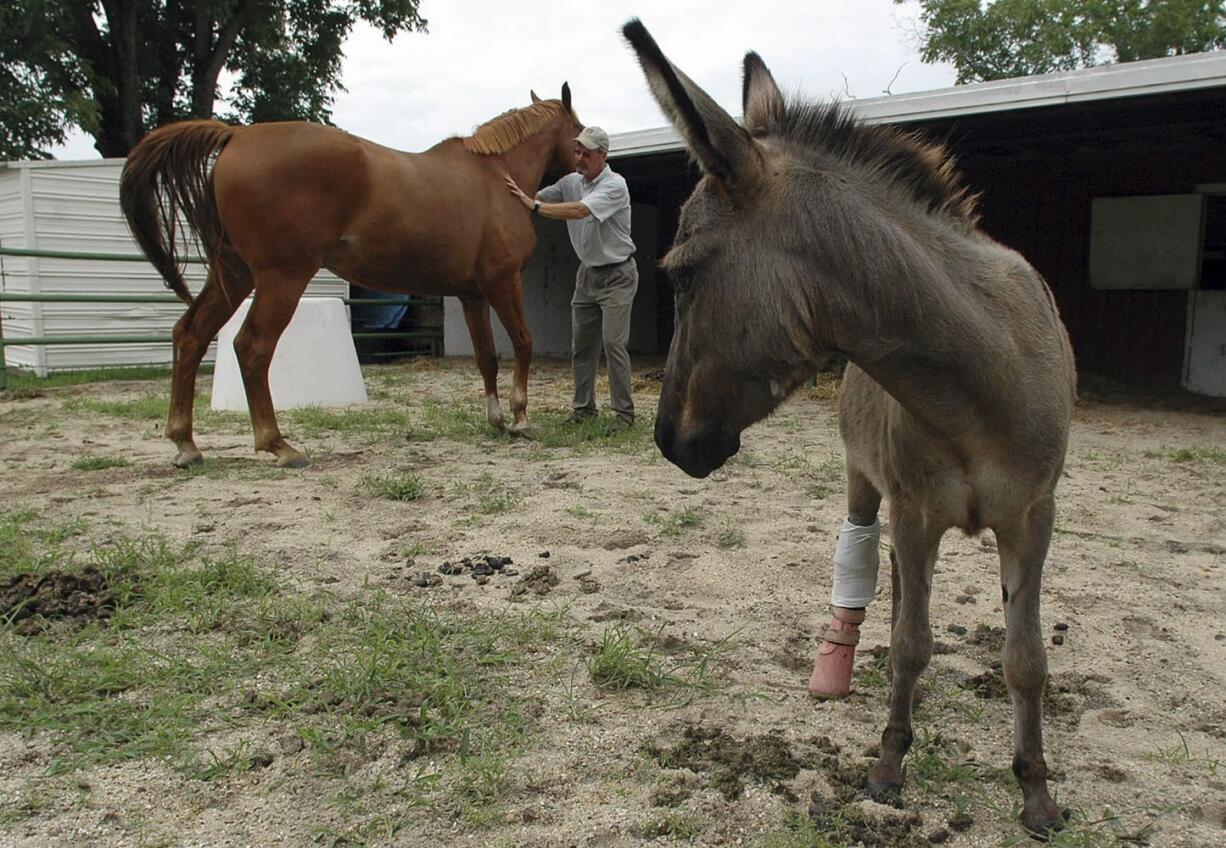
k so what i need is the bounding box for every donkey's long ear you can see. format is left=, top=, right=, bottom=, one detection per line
left=622, top=19, right=755, bottom=185
left=530, top=90, right=542, bottom=104
left=743, top=52, right=785, bottom=135
left=561, top=82, right=572, bottom=112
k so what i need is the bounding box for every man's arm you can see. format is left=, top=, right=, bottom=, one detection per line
left=503, top=174, right=592, bottom=220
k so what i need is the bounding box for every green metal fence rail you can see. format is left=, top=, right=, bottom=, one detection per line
left=0, top=246, right=444, bottom=391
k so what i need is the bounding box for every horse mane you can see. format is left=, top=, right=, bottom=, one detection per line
left=463, top=100, right=566, bottom=155
left=781, top=101, right=980, bottom=227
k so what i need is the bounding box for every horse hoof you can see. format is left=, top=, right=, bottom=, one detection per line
left=172, top=451, right=203, bottom=468
left=507, top=423, right=534, bottom=440
left=276, top=453, right=311, bottom=469
left=1021, top=806, right=1070, bottom=841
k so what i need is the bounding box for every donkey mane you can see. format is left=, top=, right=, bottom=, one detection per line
left=780, top=101, right=980, bottom=227
left=463, top=100, right=567, bottom=155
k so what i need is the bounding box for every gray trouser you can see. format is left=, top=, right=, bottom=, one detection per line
left=572, top=257, right=639, bottom=421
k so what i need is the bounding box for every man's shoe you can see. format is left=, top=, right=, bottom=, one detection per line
left=566, top=411, right=596, bottom=425
left=607, top=417, right=633, bottom=432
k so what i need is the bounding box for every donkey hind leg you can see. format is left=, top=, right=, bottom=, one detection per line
left=232, top=272, right=312, bottom=468
left=166, top=263, right=254, bottom=467
left=484, top=274, right=534, bottom=435
left=866, top=503, right=941, bottom=803
left=810, top=466, right=882, bottom=698
left=459, top=295, right=504, bottom=430
left=997, top=496, right=1066, bottom=836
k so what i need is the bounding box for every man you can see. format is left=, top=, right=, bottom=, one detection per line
left=504, top=126, right=638, bottom=429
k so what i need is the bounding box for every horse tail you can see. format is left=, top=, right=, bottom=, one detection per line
left=120, top=120, right=238, bottom=306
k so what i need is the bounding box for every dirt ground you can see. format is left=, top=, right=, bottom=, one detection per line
left=1, top=355, right=1224, bottom=847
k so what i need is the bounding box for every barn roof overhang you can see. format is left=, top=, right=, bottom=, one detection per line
left=609, top=50, right=1226, bottom=162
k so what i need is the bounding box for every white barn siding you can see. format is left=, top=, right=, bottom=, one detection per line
left=0, top=159, right=347, bottom=375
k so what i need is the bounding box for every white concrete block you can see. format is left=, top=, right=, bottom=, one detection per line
left=211, top=297, right=368, bottom=411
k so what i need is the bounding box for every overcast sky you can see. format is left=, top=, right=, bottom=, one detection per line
left=51, top=0, right=958, bottom=159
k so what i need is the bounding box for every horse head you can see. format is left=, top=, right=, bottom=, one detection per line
left=548, top=82, right=583, bottom=174
left=623, top=21, right=825, bottom=478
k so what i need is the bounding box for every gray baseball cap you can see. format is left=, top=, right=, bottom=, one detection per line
left=574, top=126, right=610, bottom=152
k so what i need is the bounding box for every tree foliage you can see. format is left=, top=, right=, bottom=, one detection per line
left=901, top=0, right=1226, bottom=84
left=1, top=0, right=426, bottom=160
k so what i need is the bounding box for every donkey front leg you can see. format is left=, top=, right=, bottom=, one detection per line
left=996, top=496, right=1066, bottom=836
left=866, top=504, right=941, bottom=802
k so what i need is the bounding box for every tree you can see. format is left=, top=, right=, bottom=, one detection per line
left=900, top=0, right=1226, bottom=84
left=1, top=0, right=426, bottom=160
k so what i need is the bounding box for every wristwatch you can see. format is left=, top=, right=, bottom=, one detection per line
left=532, top=200, right=540, bottom=216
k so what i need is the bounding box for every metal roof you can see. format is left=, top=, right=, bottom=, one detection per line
left=610, top=50, right=1226, bottom=158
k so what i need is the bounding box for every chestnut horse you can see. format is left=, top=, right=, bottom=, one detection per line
left=624, top=21, right=1077, bottom=837
left=121, top=87, right=582, bottom=468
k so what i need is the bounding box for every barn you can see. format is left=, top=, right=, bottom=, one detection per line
left=457, top=50, right=1226, bottom=397
left=3, top=51, right=1225, bottom=395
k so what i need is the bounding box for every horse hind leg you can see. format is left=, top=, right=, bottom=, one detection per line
left=166, top=262, right=254, bottom=467
left=459, top=295, right=504, bottom=430
left=996, top=496, right=1066, bottom=836
left=866, top=503, right=941, bottom=804
left=232, top=271, right=312, bottom=468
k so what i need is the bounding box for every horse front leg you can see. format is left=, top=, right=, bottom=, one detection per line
left=996, top=495, right=1066, bottom=836
left=459, top=296, right=504, bottom=430
left=166, top=265, right=252, bottom=467
left=233, top=273, right=311, bottom=468
left=866, top=503, right=940, bottom=803
left=485, top=276, right=533, bottom=435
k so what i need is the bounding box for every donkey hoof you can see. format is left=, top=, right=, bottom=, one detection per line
left=172, top=451, right=203, bottom=468
left=276, top=452, right=311, bottom=469
left=865, top=774, right=903, bottom=807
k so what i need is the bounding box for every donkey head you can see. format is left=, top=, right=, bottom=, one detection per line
left=624, top=20, right=825, bottom=478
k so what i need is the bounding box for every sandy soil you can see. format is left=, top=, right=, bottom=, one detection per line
left=1, top=355, right=1224, bottom=847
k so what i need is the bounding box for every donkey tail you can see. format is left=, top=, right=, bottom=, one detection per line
left=120, top=120, right=238, bottom=306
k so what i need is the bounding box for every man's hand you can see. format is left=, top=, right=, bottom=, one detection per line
left=502, top=173, right=534, bottom=211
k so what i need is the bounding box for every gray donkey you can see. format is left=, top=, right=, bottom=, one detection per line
left=623, top=19, right=1077, bottom=837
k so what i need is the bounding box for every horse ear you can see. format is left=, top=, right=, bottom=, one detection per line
left=561, top=82, right=572, bottom=112
left=743, top=52, right=784, bottom=135
left=531, top=90, right=542, bottom=104
left=622, top=18, right=755, bottom=185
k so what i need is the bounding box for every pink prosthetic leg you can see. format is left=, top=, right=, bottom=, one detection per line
left=808, top=605, right=866, bottom=699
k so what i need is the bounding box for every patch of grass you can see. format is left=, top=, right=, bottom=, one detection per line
left=758, top=809, right=866, bottom=848
left=1169, top=446, right=1226, bottom=465
left=644, top=507, right=704, bottom=537
left=5, top=365, right=182, bottom=391
left=357, top=470, right=424, bottom=501
left=449, top=472, right=520, bottom=516
left=1145, top=731, right=1222, bottom=776
left=637, top=810, right=701, bottom=840
left=565, top=504, right=601, bottom=522
left=0, top=513, right=570, bottom=826
left=70, top=455, right=131, bottom=471
left=0, top=510, right=88, bottom=581
left=284, top=405, right=407, bottom=439
left=176, top=458, right=289, bottom=481
left=587, top=624, right=726, bottom=697
left=63, top=393, right=170, bottom=421
left=1002, top=805, right=1173, bottom=848
left=716, top=522, right=746, bottom=550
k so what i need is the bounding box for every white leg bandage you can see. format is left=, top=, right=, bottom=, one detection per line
left=830, top=517, right=881, bottom=608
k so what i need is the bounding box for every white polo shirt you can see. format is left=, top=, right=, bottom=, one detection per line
left=536, top=165, right=635, bottom=267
